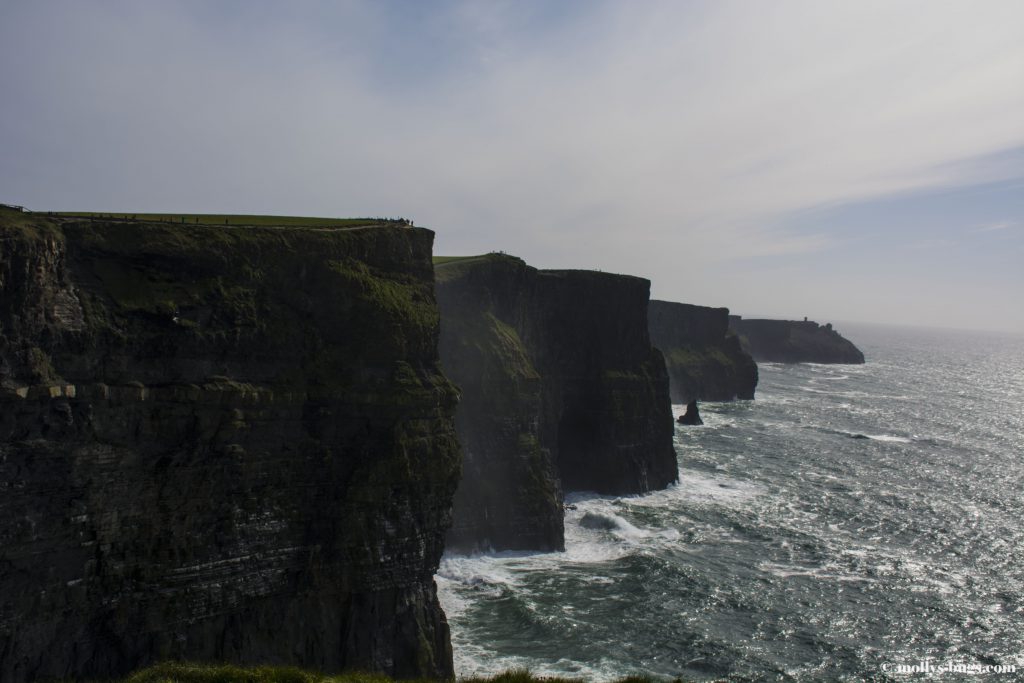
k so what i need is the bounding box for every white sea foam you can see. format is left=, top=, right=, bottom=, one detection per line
left=864, top=434, right=912, bottom=443
left=578, top=511, right=646, bottom=538
left=672, top=469, right=766, bottom=506
left=799, top=386, right=847, bottom=395
left=441, top=327, right=1024, bottom=680
left=821, top=426, right=914, bottom=443
left=451, top=648, right=629, bottom=683
left=564, top=496, right=671, bottom=553
left=759, top=561, right=875, bottom=583
left=437, top=496, right=668, bottom=680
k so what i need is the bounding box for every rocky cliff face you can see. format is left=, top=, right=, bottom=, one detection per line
left=435, top=256, right=562, bottom=552
left=436, top=255, right=677, bottom=553
left=648, top=300, right=758, bottom=404
left=729, top=316, right=865, bottom=364
left=0, top=207, right=460, bottom=682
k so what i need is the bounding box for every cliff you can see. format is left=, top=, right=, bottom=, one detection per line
left=436, top=255, right=677, bottom=553
left=648, top=300, right=758, bottom=404
left=729, top=316, right=865, bottom=364
left=0, top=207, right=460, bottom=681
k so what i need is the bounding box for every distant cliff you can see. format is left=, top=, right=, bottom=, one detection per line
left=729, top=316, right=865, bottom=364
left=0, top=207, right=460, bottom=681
left=436, top=254, right=677, bottom=553
left=648, top=300, right=758, bottom=404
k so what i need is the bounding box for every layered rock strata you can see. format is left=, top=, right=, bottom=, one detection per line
left=436, top=254, right=677, bottom=553
left=0, top=207, right=460, bottom=682
left=648, top=300, right=758, bottom=404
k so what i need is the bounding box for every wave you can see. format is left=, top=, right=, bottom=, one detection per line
left=578, top=511, right=645, bottom=537
left=863, top=433, right=913, bottom=443
left=759, top=561, right=875, bottom=583
left=797, top=386, right=912, bottom=401
left=812, top=425, right=914, bottom=443
left=840, top=430, right=912, bottom=443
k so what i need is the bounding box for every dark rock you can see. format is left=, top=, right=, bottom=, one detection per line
left=436, top=254, right=677, bottom=553
left=677, top=399, right=703, bottom=425
left=648, top=300, right=758, bottom=404
left=729, top=316, right=865, bottom=364
left=0, top=207, right=460, bottom=682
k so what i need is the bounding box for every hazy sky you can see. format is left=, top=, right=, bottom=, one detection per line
left=2, top=1, right=1022, bottom=332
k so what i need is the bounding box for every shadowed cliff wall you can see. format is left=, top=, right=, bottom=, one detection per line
left=436, top=255, right=676, bottom=553
left=0, top=207, right=460, bottom=681
left=648, top=300, right=758, bottom=404
left=729, top=316, right=865, bottom=364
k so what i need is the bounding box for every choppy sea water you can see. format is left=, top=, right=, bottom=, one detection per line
left=436, top=323, right=1024, bottom=681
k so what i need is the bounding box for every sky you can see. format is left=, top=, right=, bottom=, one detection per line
left=2, top=0, right=1022, bottom=333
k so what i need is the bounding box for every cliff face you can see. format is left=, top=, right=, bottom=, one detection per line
left=435, top=256, right=562, bottom=552
left=648, top=300, right=758, bottom=404
left=0, top=208, right=460, bottom=682
left=436, top=255, right=677, bottom=553
left=729, top=316, right=865, bottom=364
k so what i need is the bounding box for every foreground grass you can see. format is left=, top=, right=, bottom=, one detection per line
left=104, top=662, right=687, bottom=683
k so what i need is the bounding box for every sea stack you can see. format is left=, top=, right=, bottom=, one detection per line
left=677, top=399, right=704, bottom=425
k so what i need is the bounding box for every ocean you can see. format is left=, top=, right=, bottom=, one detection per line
left=436, top=323, right=1024, bottom=681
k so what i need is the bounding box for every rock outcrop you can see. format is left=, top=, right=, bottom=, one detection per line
left=729, top=316, right=865, bottom=364
left=647, top=300, right=758, bottom=404
left=0, top=207, right=460, bottom=682
left=436, top=254, right=677, bottom=553
left=677, top=399, right=703, bottom=425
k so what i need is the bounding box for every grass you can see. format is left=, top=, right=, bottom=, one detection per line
left=433, top=253, right=526, bottom=283
left=48, top=212, right=395, bottom=228
left=0, top=204, right=63, bottom=238
left=97, top=663, right=688, bottom=683
left=432, top=255, right=490, bottom=266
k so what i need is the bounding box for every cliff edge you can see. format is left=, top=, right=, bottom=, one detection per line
left=436, top=254, right=677, bottom=553
left=648, top=300, right=758, bottom=404
left=729, top=316, right=865, bottom=364
left=0, top=207, right=460, bottom=681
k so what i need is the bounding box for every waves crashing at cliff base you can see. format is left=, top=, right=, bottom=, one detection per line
left=437, top=324, right=1024, bottom=681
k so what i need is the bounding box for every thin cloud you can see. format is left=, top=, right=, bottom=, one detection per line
left=972, top=220, right=1017, bottom=233
left=2, top=0, right=1023, bottom=330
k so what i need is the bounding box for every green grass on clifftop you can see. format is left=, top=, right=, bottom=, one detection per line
left=101, top=663, right=689, bottom=683
left=432, top=253, right=527, bottom=283
left=432, top=254, right=490, bottom=266
left=50, top=212, right=393, bottom=228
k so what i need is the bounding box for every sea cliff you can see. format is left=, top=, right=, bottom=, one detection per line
left=436, top=254, right=677, bottom=553
left=729, top=316, right=865, bottom=364
left=0, top=207, right=460, bottom=681
left=648, top=300, right=758, bottom=404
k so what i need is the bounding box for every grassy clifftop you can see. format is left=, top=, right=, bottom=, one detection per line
left=48, top=211, right=402, bottom=228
